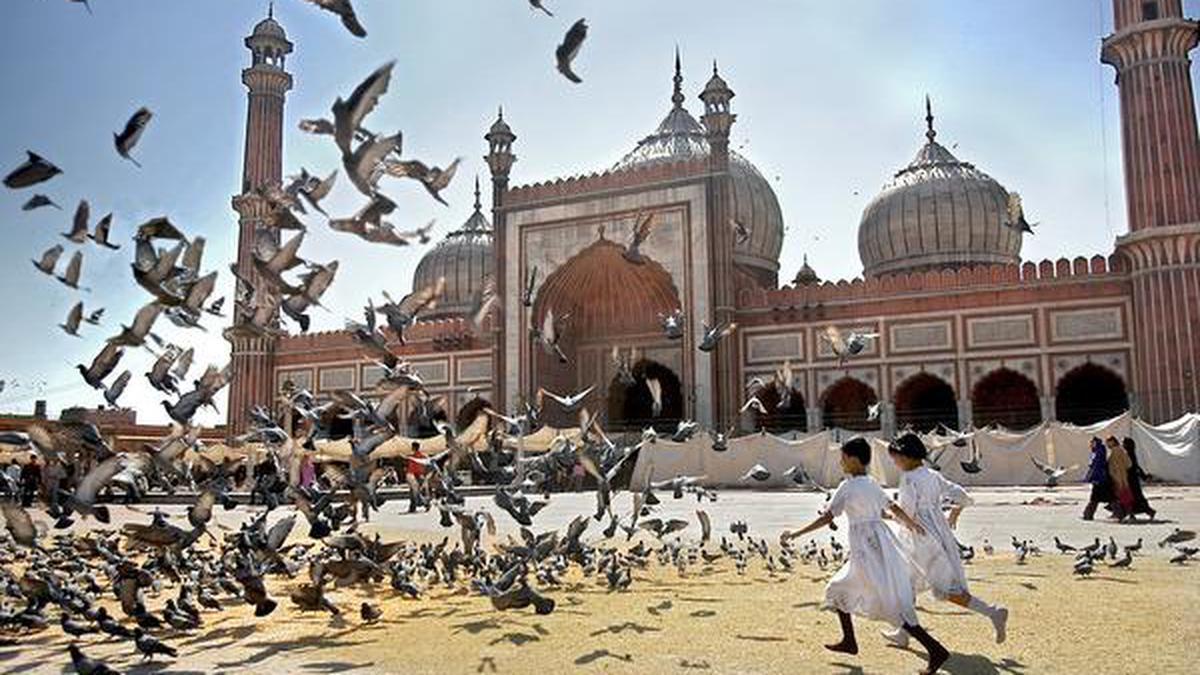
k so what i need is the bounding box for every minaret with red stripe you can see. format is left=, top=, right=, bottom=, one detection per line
left=1105, top=0, right=1200, bottom=421
left=227, top=7, right=292, bottom=438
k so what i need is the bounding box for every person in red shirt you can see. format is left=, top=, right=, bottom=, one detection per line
left=406, top=442, right=426, bottom=513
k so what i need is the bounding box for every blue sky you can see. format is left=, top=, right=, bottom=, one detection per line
left=1, top=0, right=1197, bottom=423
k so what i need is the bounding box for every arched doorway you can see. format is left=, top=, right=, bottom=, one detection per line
left=607, top=360, right=683, bottom=432
left=821, top=377, right=879, bottom=432
left=455, top=397, right=492, bottom=431
left=755, top=385, right=808, bottom=433
left=894, top=373, right=958, bottom=433
left=1056, top=363, right=1129, bottom=426
left=530, top=238, right=683, bottom=427
left=972, top=368, right=1041, bottom=430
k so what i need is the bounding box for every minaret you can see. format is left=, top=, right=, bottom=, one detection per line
left=227, top=8, right=293, bottom=438
left=1102, top=0, right=1200, bottom=231
left=485, top=108, right=516, bottom=412
left=699, top=59, right=739, bottom=428
left=1104, top=0, right=1200, bottom=421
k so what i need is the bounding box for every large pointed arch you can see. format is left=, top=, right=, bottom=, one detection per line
left=821, top=377, right=879, bottom=432
left=1056, top=363, right=1128, bottom=426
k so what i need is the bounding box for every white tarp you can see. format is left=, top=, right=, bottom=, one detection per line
left=629, top=411, right=1200, bottom=488
left=1132, top=413, right=1200, bottom=484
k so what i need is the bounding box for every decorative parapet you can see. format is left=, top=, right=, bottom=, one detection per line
left=276, top=317, right=485, bottom=354
left=503, top=157, right=711, bottom=207
left=746, top=255, right=1127, bottom=309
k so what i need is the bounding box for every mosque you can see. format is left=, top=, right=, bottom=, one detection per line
left=225, top=0, right=1200, bottom=440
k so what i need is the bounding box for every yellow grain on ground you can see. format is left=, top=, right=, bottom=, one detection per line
left=2, top=544, right=1197, bottom=674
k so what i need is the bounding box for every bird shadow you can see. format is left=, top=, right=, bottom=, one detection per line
left=574, top=648, right=634, bottom=665
left=734, top=634, right=788, bottom=642
left=588, top=621, right=662, bottom=637
left=829, top=661, right=866, bottom=675
left=943, top=654, right=1029, bottom=674
left=689, top=609, right=717, bottom=618
left=487, top=631, right=540, bottom=647
left=792, top=601, right=820, bottom=609
left=298, top=661, right=377, bottom=673
left=1076, top=575, right=1138, bottom=585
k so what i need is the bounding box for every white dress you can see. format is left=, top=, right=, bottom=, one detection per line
left=822, top=475, right=920, bottom=628
left=894, top=466, right=973, bottom=599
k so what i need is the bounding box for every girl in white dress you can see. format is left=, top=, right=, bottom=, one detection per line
left=786, top=438, right=950, bottom=675
left=884, top=433, right=1008, bottom=647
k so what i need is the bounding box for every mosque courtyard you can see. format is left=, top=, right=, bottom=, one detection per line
left=3, top=485, right=1197, bottom=675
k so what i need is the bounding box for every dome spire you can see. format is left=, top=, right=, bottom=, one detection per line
left=671, top=46, right=685, bottom=109
left=924, top=94, right=936, bottom=143
left=473, top=174, right=481, bottom=211
left=267, top=1, right=273, bottom=19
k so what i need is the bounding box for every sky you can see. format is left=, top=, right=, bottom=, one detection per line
left=0, top=0, right=1197, bottom=424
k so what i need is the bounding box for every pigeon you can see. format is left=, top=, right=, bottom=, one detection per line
left=4, top=151, right=61, bottom=188
left=659, top=308, right=685, bottom=340
left=89, top=213, right=120, bottom=249
left=1030, top=458, right=1077, bottom=488
left=1004, top=192, right=1036, bottom=234
left=529, top=0, right=553, bottom=16
left=32, top=244, right=64, bottom=275
left=63, top=199, right=90, bottom=243
left=103, top=370, right=131, bottom=406
left=69, top=0, right=94, bottom=15
left=133, top=628, right=177, bottom=660
left=57, top=250, right=84, bottom=290
left=0, top=502, right=38, bottom=548
left=383, top=157, right=461, bottom=205
left=671, top=419, right=700, bottom=442
left=740, top=464, right=771, bottom=482
left=555, top=19, right=588, bottom=83
left=1159, top=528, right=1196, bottom=548
left=731, top=218, right=750, bottom=245
left=1053, top=536, right=1076, bottom=554
left=696, top=509, right=712, bottom=544
left=521, top=266, right=538, bottom=307
left=866, top=401, right=881, bottom=421
left=698, top=319, right=736, bottom=351
left=60, top=301, right=84, bottom=336
left=21, top=194, right=60, bottom=210
left=739, top=396, right=767, bottom=415
left=360, top=601, right=383, bottom=624
left=332, top=61, right=394, bottom=157
left=539, top=385, right=594, bottom=412
left=85, top=307, right=105, bottom=325
left=822, top=326, right=879, bottom=366
left=78, top=342, right=124, bottom=390
left=114, top=107, right=153, bottom=167
left=67, top=644, right=120, bottom=675
left=622, top=211, right=656, bottom=263
left=304, top=0, right=367, bottom=38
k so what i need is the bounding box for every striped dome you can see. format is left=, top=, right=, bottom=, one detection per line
left=858, top=104, right=1022, bottom=277
left=412, top=180, right=493, bottom=320
left=532, top=238, right=680, bottom=340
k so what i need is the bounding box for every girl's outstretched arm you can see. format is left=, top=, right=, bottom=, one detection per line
left=782, top=510, right=834, bottom=541
left=887, top=502, right=926, bottom=536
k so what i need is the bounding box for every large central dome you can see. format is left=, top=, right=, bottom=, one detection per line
left=858, top=102, right=1022, bottom=277
left=613, top=57, right=784, bottom=287
left=412, top=178, right=493, bottom=320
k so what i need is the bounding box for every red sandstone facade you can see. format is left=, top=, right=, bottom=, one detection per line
left=224, top=2, right=1200, bottom=436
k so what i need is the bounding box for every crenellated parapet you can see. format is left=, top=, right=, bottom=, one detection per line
left=276, top=317, right=489, bottom=356
left=746, top=255, right=1128, bottom=309
left=503, top=157, right=710, bottom=207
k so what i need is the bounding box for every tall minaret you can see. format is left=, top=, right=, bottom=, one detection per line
left=1104, top=0, right=1200, bottom=421
left=227, top=7, right=293, bottom=438
left=485, top=108, right=516, bottom=413
left=699, top=59, right=739, bottom=428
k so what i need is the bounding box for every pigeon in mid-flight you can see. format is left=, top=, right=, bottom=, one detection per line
left=555, top=19, right=588, bottom=83
left=114, top=107, right=153, bottom=167
left=4, top=151, right=61, bottom=189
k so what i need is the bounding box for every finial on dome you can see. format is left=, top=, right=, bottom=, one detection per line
left=713, top=59, right=719, bottom=76
left=924, top=94, right=936, bottom=143
left=268, top=1, right=273, bottom=20
left=672, top=46, right=685, bottom=109
left=597, top=222, right=607, bottom=240
left=473, top=175, right=481, bottom=211
left=498, top=105, right=504, bottom=120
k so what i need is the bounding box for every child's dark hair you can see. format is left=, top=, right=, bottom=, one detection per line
left=888, top=433, right=928, bottom=460
left=841, top=437, right=872, bottom=466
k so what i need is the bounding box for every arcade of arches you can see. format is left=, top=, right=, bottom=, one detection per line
left=1056, top=363, right=1129, bottom=426
left=893, top=373, right=958, bottom=433
left=821, top=377, right=880, bottom=432
left=972, top=368, right=1042, bottom=430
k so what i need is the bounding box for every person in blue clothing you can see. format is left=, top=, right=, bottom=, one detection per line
left=1081, top=437, right=1113, bottom=520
